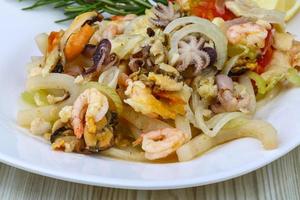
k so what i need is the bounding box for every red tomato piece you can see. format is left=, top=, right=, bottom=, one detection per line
left=256, top=30, right=274, bottom=74
left=256, top=47, right=273, bottom=74
left=190, top=0, right=236, bottom=21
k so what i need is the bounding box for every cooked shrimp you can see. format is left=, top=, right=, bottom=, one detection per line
left=102, top=14, right=136, bottom=39
left=102, top=24, right=119, bottom=39
left=227, top=22, right=268, bottom=48
left=142, top=128, right=187, bottom=160
left=71, top=88, right=109, bottom=138
left=110, top=14, right=136, bottom=21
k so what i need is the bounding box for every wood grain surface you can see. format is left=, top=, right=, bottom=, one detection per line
left=0, top=146, right=299, bottom=200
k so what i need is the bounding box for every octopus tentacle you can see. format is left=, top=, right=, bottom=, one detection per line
left=178, top=54, right=192, bottom=71
left=128, top=46, right=153, bottom=72
left=177, top=35, right=216, bottom=76
left=212, top=75, right=250, bottom=113
left=194, top=51, right=210, bottom=74
left=150, top=2, right=180, bottom=28
left=152, top=7, right=169, bottom=20
left=150, top=19, right=170, bottom=28
left=178, top=41, right=190, bottom=51
left=196, top=37, right=206, bottom=49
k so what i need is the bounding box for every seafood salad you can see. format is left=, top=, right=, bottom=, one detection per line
left=18, top=0, right=300, bottom=162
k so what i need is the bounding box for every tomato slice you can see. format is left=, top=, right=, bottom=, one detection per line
left=256, top=30, right=274, bottom=74
left=256, top=48, right=273, bottom=74
left=189, top=0, right=236, bottom=21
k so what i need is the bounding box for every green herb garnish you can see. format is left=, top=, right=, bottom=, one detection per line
left=19, top=0, right=168, bottom=23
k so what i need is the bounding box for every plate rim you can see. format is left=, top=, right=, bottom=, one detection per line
left=1, top=0, right=300, bottom=190
left=0, top=136, right=298, bottom=190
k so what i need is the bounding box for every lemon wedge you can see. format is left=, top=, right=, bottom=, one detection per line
left=285, top=2, right=300, bottom=21
left=253, top=0, right=300, bottom=21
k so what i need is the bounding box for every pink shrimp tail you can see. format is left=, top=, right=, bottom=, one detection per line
left=72, top=118, right=84, bottom=139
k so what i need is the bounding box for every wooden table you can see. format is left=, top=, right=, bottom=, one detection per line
left=0, top=147, right=299, bottom=200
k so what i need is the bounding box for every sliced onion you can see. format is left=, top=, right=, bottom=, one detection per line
left=165, top=17, right=228, bottom=70
left=175, top=115, right=192, bottom=141
left=26, top=56, right=44, bottom=73
left=101, top=147, right=146, bottom=162
left=222, top=55, right=240, bottom=75
left=121, top=106, right=172, bottom=133
left=98, top=66, right=120, bottom=89
left=35, top=33, right=48, bottom=55
left=111, top=34, right=144, bottom=59
left=239, top=75, right=256, bottom=114
left=176, top=118, right=278, bottom=162
left=127, top=123, right=142, bottom=139
left=191, top=93, right=245, bottom=137
left=164, top=16, right=217, bottom=34
left=26, top=73, right=76, bottom=91
left=206, top=112, right=247, bottom=129
left=17, top=74, right=79, bottom=126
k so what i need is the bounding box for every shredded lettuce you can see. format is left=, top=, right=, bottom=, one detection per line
left=21, top=90, right=49, bottom=106
left=229, top=45, right=257, bottom=59
left=247, top=71, right=267, bottom=95
left=21, top=91, right=36, bottom=106
left=223, top=45, right=248, bottom=75
left=249, top=51, right=291, bottom=98
left=223, top=45, right=257, bottom=75
left=265, top=74, right=284, bottom=92
left=287, top=68, right=300, bottom=86
left=248, top=71, right=286, bottom=99
left=256, top=85, right=281, bottom=109
left=228, top=45, right=249, bottom=57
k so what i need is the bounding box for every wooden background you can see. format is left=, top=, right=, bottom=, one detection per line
left=0, top=147, right=299, bottom=200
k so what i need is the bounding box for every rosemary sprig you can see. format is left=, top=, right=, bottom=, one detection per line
left=19, top=0, right=168, bottom=23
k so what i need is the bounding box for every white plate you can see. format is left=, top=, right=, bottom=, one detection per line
left=0, top=1, right=300, bottom=190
